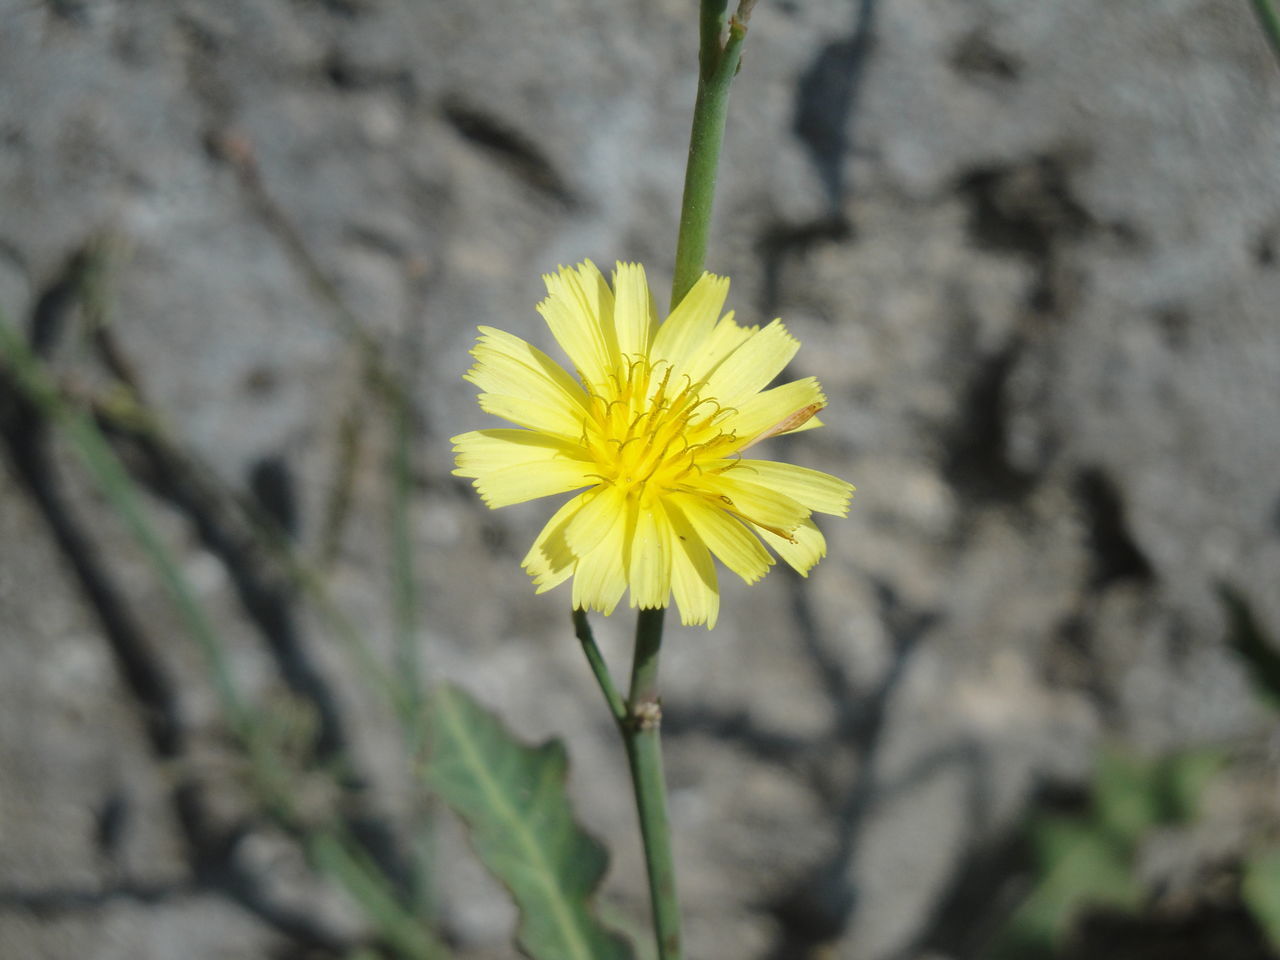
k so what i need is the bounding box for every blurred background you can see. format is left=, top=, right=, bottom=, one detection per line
left=2, top=1, right=1279, bottom=958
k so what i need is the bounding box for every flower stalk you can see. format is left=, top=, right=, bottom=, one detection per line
left=623, top=609, right=680, bottom=958
left=624, top=3, right=755, bottom=957
left=672, top=0, right=757, bottom=308
left=576, top=608, right=682, bottom=959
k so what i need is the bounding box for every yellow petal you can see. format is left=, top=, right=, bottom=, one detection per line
left=758, top=518, right=827, bottom=575
left=474, top=392, right=586, bottom=441
left=451, top=428, right=585, bottom=476
left=694, top=470, right=810, bottom=540
left=663, top=499, right=720, bottom=628
left=523, top=494, right=589, bottom=591
left=651, top=271, right=729, bottom=371
left=714, top=460, right=854, bottom=517
left=465, top=326, right=588, bottom=436
left=723, top=376, right=828, bottom=450
left=612, top=262, right=657, bottom=362
left=700, top=318, right=800, bottom=409
left=677, top=312, right=753, bottom=385
left=452, top=429, right=596, bottom=507
left=628, top=500, right=671, bottom=609
left=469, top=461, right=597, bottom=509
left=571, top=502, right=629, bottom=615
left=538, top=261, right=617, bottom=388
left=673, top=492, right=773, bottom=584
left=563, top=483, right=627, bottom=559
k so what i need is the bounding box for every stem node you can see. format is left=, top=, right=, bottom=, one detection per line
left=631, top=699, right=663, bottom=732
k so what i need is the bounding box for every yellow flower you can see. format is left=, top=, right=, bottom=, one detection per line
left=451, top=261, right=853, bottom=628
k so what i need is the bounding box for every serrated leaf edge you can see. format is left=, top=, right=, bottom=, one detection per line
left=431, top=683, right=620, bottom=960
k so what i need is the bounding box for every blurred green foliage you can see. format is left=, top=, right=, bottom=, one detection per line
left=989, top=587, right=1280, bottom=959
left=1222, top=585, right=1280, bottom=952
left=987, top=746, right=1224, bottom=960
left=1244, top=851, right=1280, bottom=950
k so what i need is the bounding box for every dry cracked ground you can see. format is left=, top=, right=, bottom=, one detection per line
left=2, top=1, right=1279, bottom=959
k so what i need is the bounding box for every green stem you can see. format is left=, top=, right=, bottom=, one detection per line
left=610, top=3, right=757, bottom=957
left=573, top=609, right=628, bottom=724
left=670, top=0, right=756, bottom=309
left=574, top=607, right=681, bottom=958
left=1253, top=0, right=1280, bottom=66
left=390, top=389, right=423, bottom=745
left=699, top=0, right=730, bottom=72
left=387, top=368, right=441, bottom=923
left=577, top=3, right=755, bottom=956
left=624, top=608, right=681, bottom=960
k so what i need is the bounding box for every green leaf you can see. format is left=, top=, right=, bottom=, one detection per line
left=1094, top=747, right=1162, bottom=845
left=1154, top=748, right=1224, bottom=824
left=1243, top=848, right=1280, bottom=950
left=991, top=816, right=1141, bottom=960
left=425, top=683, right=634, bottom=960
left=1031, top=816, right=1140, bottom=912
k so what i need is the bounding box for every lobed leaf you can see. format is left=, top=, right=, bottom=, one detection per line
left=425, top=683, right=634, bottom=960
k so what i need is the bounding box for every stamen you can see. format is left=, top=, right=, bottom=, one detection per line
left=579, top=355, right=746, bottom=497
left=688, top=397, right=723, bottom=422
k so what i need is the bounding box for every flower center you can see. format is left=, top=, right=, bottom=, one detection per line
left=581, top=357, right=737, bottom=501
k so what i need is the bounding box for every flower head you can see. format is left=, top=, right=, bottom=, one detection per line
left=452, top=261, right=853, bottom=628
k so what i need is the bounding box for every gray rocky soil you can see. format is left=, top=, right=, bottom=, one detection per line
left=2, top=0, right=1279, bottom=958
